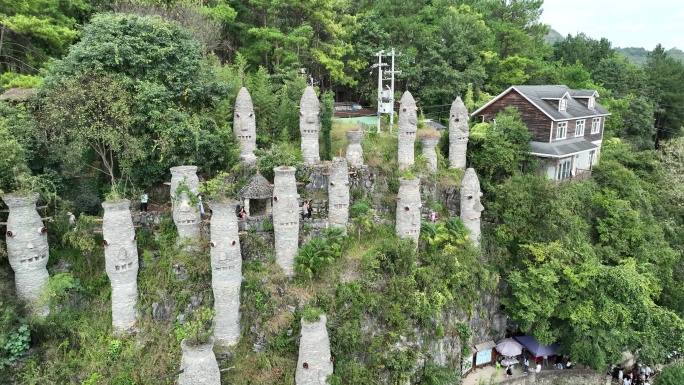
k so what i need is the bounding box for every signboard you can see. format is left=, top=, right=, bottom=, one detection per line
left=461, top=355, right=473, bottom=375
left=476, top=349, right=493, bottom=366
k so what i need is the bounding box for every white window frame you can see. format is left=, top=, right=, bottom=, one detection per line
left=588, top=97, right=595, bottom=109
left=559, top=98, right=567, bottom=112
left=575, top=119, right=585, bottom=137
left=556, top=121, right=567, bottom=140
left=557, top=158, right=573, bottom=180
left=591, top=117, right=601, bottom=134
left=589, top=149, right=597, bottom=167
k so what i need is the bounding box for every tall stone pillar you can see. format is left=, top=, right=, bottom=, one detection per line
left=328, top=157, right=349, bottom=232
left=449, top=97, right=469, bottom=170
left=179, top=337, right=220, bottom=385
left=398, top=91, right=418, bottom=171
left=345, top=130, right=364, bottom=167
left=234, top=87, right=258, bottom=167
left=210, top=201, right=242, bottom=346
left=421, top=136, right=439, bottom=172
left=300, top=86, right=321, bottom=165
left=170, top=166, right=201, bottom=242
left=2, top=193, right=49, bottom=315
left=395, top=177, right=421, bottom=246
left=460, top=168, right=484, bottom=247
left=102, top=200, right=139, bottom=333
left=296, top=314, right=333, bottom=385
left=272, top=166, right=299, bottom=275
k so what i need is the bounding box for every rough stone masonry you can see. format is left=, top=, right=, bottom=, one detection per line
left=179, top=337, right=220, bottom=385
left=233, top=87, right=258, bottom=167
left=449, top=97, right=469, bottom=170
left=300, top=86, right=321, bottom=165
left=3, top=193, right=50, bottom=316
left=296, top=314, right=333, bottom=385
left=345, top=130, right=364, bottom=167
left=210, top=201, right=242, bottom=346
left=273, top=166, right=300, bottom=275
left=460, top=168, right=484, bottom=247
left=395, top=177, right=422, bottom=246
left=398, top=91, right=418, bottom=171
left=421, top=136, right=440, bottom=172
left=170, top=166, right=201, bottom=242
left=102, top=199, right=139, bottom=333
left=328, top=157, right=350, bottom=232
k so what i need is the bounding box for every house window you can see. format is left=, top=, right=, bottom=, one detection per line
left=591, top=117, right=601, bottom=134
left=588, top=97, right=595, bottom=109
left=589, top=149, right=597, bottom=167
left=557, top=158, right=573, bottom=180
left=575, top=120, right=585, bottom=137
left=559, top=98, right=567, bottom=111
left=556, top=122, right=567, bottom=140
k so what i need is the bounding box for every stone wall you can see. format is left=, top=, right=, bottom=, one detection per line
left=296, top=314, right=333, bottom=385
left=328, top=157, right=349, bottom=231
left=210, top=202, right=242, bottom=346
left=300, top=86, right=321, bottom=165
left=397, top=91, right=417, bottom=171
left=395, top=177, right=422, bottom=246
left=497, top=369, right=609, bottom=385
left=273, top=166, right=300, bottom=275
left=345, top=130, right=364, bottom=167
left=179, top=338, right=220, bottom=385
left=102, top=200, right=139, bottom=333
left=170, top=166, right=201, bottom=242
left=2, top=193, right=50, bottom=315
left=449, top=97, right=469, bottom=170
left=233, top=87, right=257, bottom=166
left=460, top=168, right=484, bottom=247
left=421, top=136, right=439, bottom=172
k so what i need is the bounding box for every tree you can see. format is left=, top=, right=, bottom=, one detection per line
left=320, top=91, right=334, bottom=160
left=552, top=33, right=614, bottom=71
left=645, top=44, right=684, bottom=145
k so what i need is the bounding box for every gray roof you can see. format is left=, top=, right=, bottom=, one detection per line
left=474, top=340, right=496, bottom=352
left=472, top=85, right=610, bottom=121
left=422, top=119, right=446, bottom=130
left=530, top=137, right=599, bottom=158
left=0, top=88, right=36, bottom=102
left=238, top=173, right=273, bottom=199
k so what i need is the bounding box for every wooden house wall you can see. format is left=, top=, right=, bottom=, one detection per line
left=476, top=90, right=551, bottom=142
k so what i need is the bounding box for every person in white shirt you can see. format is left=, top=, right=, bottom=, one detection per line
left=535, top=364, right=541, bottom=373
left=623, top=377, right=631, bottom=385
left=645, top=365, right=652, bottom=379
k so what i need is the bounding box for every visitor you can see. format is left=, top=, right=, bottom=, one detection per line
left=238, top=206, right=247, bottom=219
left=645, top=365, right=652, bottom=379
left=429, top=210, right=437, bottom=223
left=623, top=376, right=631, bottom=385
left=535, top=364, right=541, bottom=373
left=68, top=212, right=76, bottom=225
left=524, top=357, right=529, bottom=373
left=619, top=368, right=624, bottom=383
left=302, top=200, right=311, bottom=219
left=140, top=192, right=149, bottom=212
left=555, top=362, right=563, bottom=370
left=565, top=359, right=572, bottom=369
left=197, top=194, right=205, bottom=215
left=506, top=366, right=513, bottom=377
left=542, top=355, right=549, bottom=367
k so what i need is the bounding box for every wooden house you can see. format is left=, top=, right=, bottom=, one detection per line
left=471, top=85, right=611, bottom=180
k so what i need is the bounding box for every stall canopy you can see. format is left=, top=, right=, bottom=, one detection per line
left=496, top=338, right=523, bottom=357
left=513, top=335, right=558, bottom=357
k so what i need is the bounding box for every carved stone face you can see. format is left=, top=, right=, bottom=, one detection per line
left=174, top=191, right=198, bottom=226
left=6, top=225, right=49, bottom=270
left=465, top=192, right=484, bottom=216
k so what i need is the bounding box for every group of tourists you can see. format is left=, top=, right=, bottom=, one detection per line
left=612, top=363, right=653, bottom=385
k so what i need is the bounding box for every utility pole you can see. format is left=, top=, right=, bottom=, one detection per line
left=386, top=48, right=402, bottom=133
left=372, top=49, right=401, bottom=134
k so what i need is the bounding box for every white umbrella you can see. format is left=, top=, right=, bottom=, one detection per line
left=496, top=338, right=523, bottom=357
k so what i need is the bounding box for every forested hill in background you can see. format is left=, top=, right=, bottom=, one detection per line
left=545, top=29, right=684, bottom=65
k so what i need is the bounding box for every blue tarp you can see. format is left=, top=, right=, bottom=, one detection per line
left=513, top=335, right=558, bottom=357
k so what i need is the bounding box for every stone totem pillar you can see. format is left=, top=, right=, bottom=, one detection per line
left=449, top=97, right=469, bottom=170
left=209, top=201, right=242, bottom=346
left=300, top=86, right=321, bottom=165
left=272, top=166, right=300, bottom=275
left=170, top=166, right=201, bottom=242
left=179, top=337, right=220, bottom=385
left=345, top=130, right=364, bottom=167
left=398, top=91, right=418, bottom=171
left=395, top=177, right=422, bottom=246
left=2, top=193, right=49, bottom=315
left=102, top=200, right=139, bottom=333
left=421, top=136, right=439, bottom=172
left=233, top=87, right=258, bottom=166
left=328, top=157, right=349, bottom=232
left=296, top=314, right=333, bottom=385
left=460, top=168, right=484, bottom=247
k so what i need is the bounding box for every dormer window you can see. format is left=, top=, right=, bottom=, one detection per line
left=588, top=97, right=595, bottom=109
left=559, top=98, right=567, bottom=112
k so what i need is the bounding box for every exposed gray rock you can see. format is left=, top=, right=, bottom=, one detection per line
left=2, top=193, right=50, bottom=316
left=152, top=301, right=174, bottom=322
left=102, top=199, right=139, bottom=333
left=449, top=97, right=469, bottom=170
left=296, top=314, right=333, bottom=385
left=233, top=87, right=258, bottom=166
left=328, top=157, right=349, bottom=232
left=460, top=168, right=484, bottom=247
left=300, top=86, right=321, bottom=165
left=210, top=201, right=242, bottom=347
left=395, top=178, right=422, bottom=246
left=345, top=130, right=364, bottom=167
left=398, top=91, right=418, bottom=171
left=272, top=166, right=300, bottom=275
left=179, top=337, right=220, bottom=385
left=421, top=136, right=439, bottom=172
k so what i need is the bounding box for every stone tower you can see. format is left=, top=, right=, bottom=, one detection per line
left=170, top=166, right=201, bottom=242
left=449, top=97, right=469, bottom=170
left=345, top=130, right=364, bottom=167
left=460, top=168, right=484, bottom=247
left=210, top=201, right=242, bottom=346
left=421, top=136, right=440, bottom=172
left=102, top=200, right=139, bottom=333
left=296, top=314, right=333, bottom=385
left=233, top=87, right=258, bottom=166
left=179, top=337, right=220, bottom=385
left=398, top=91, right=418, bottom=171
left=300, top=86, right=321, bottom=165
left=272, top=166, right=300, bottom=275
left=328, top=157, right=349, bottom=232
left=2, top=193, right=50, bottom=315
left=395, top=177, right=422, bottom=246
